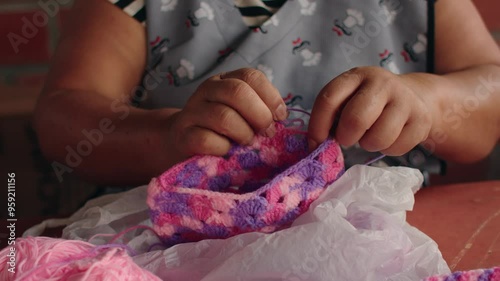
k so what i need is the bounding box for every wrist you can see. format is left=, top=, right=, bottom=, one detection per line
left=143, top=108, right=183, bottom=175
left=399, top=72, right=449, bottom=132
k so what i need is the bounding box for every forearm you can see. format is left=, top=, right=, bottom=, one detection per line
left=34, top=90, right=181, bottom=186
left=403, top=64, right=500, bottom=163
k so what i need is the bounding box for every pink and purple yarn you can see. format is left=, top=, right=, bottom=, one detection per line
left=147, top=122, right=345, bottom=246
left=0, top=236, right=161, bottom=281
left=422, top=267, right=500, bottom=281
left=2, top=118, right=499, bottom=280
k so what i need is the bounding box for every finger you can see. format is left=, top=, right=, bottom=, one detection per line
left=380, top=121, right=428, bottom=156
left=191, top=103, right=255, bottom=145
left=180, top=126, right=231, bottom=156
left=201, top=77, right=275, bottom=135
left=358, top=101, right=409, bottom=152
left=307, top=68, right=364, bottom=150
left=219, top=68, right=288, bottom=121
left=334, top=79, right=390, bottom=147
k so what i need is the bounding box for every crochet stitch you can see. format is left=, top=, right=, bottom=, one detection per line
left=147, top=122, right=344, bottom=246
left=421, top=267, right=500, bottom=281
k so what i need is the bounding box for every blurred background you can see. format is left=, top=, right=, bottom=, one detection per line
left=0, top=0, right=499, bottom=223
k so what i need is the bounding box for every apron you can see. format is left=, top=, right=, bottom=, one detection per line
left=137, top=0, right=430, bottom=110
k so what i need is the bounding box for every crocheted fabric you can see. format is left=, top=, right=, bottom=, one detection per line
left=147, top=123, right=344, bottom=246
left=421, top=267, right=500, bottom=281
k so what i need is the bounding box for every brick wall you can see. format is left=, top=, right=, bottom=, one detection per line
left=0, top=0, right=72, bottom=116
left=473, top=0, right=500, bottom=45
left=0, top=0, right=72, bottom=65
left=473, top=0, right=500, bottom=30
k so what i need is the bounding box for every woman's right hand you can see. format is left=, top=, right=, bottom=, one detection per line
left=166, top=68, right=288, bottom=160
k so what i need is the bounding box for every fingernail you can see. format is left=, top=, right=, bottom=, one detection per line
left=308, top=139, right=318, bottom=151
left=275, top=104, right=288, bottom=121
left=260, top=123, right=276, bottom=138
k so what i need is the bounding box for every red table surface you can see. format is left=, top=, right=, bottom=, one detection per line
left=407, top=180, right=500, bottom=271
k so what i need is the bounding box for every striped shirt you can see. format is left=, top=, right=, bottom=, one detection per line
left=109, top=0, right=286, bottom=27
left=234, top=0, right=287, bottom=28
left=109, top=0, right=146, bottom=23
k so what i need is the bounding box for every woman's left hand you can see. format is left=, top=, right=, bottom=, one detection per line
left=308, top=66, right=437, bottom=155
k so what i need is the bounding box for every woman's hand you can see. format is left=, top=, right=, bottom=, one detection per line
left=166, top=68, right=288, bottom=161
left=308, top=66, right=438, bottom=155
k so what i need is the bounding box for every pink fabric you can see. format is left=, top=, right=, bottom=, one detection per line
left=0, top=236, right=160, bottom=281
